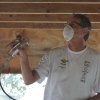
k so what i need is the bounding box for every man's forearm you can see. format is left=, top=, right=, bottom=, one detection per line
left=19, top=49, right=37, bottom=85
left=86, top=93, right=100, bottom=100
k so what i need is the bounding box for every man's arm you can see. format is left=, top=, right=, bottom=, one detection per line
left=19, top=49, right=40, bottom=85
left=86, top=93, right=100, bottom=100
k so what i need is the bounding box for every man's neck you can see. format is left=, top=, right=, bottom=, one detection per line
left=68, top=39, right=86, bottom=52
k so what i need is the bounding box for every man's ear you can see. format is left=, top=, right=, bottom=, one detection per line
left=83, top=27, right=90, bottom=36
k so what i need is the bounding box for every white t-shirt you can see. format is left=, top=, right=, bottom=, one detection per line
left=35, top=46, right=100, bottom=100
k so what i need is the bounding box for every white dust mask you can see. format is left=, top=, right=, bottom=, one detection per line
left=63, top=24, right=74, bottom=41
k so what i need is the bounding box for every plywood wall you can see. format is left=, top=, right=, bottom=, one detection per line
left=0, top=28, right=99, bottom=73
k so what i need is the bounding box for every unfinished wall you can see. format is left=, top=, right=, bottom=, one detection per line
left=0, top=28, right=99, bottom=73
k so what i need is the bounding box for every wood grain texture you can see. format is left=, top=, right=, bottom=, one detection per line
left=0, top=14, right=100, bottom=22
left=0, top=3, right=100, bottom=13
left=0, top=22, right=99, bottom=29
left=0, top=0, right=99, bottom=2
left=0, top=29, right=100, bottom=73
left=0, top=2, right=100, bottom=29
left=0, top=1, right=100, bottom=73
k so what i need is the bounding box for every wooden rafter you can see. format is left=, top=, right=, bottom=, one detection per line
left=0, top=14, right=100, bottom=22
left=0, top=2, right=100, bottom=29
left=0, top=0, right=100, bottom=2
left=0, top=22, right=99, bottom=29
left=0, top=3, right=100, bottom=13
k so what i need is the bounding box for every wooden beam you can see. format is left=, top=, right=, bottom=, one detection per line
left=0, top=14, right=72, bottom=21
left=0, top=14, right=99, bottom=29
left=0, top=3, right=100, bottom=13
left=0, top=22, right=99, bottom=29
left=0, top=22, right=64, bottom=29
left=0, top=0, right=99, bottom=2
left=0, top=14, right=100, bottom=22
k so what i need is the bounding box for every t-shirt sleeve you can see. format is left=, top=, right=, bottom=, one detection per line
left=93, top=54, right=100, bottom=93
left=35, top=51, right=52, bottom=83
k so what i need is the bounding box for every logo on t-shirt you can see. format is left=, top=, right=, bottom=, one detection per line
left=59, top=58, right=69, bottom=68
left=80, top=60, right=90, bottom=83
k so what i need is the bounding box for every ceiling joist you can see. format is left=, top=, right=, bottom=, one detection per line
left=0, top=0, right=99, bottom=2
left=0, top=2, right=100, bottom=29
left=0, top=3, right=100, bottom=13
left=0, top=22, right=99, bottom=30
left=0, top=14, right=100, bottom=22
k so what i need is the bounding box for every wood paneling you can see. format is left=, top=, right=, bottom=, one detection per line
left=0, top=2, right=100, bottom=29
left=0, top=0, right=99, bottom=2
left=0, top=3, right=100, bottom=13
left=0, top=29, right=100, bottom=73
left=0, top=14, right=100, bottom=22
left=0, top=22, right=99, bottom=29
left=0, top=1, right=100, bottom=73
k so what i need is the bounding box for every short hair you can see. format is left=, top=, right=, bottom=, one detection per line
left=73, top=14, right=92, bottom=41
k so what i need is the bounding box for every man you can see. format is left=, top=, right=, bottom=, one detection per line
left=18, top=14, right=100, bottom=100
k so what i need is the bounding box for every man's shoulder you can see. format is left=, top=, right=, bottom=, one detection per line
left=51, top=46, right=67, bottom=53
left=47, top=46, right=67, bottom=56
left=88, top=47, right=100, bottom=57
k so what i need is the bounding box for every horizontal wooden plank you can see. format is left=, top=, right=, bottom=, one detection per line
left=0, top=22, right=64, bottom=28
left=0, top=3, right=100, bottom=13
left=0, top=0, right=99, bottom=2
left=0, top=22, right=99, bottom=29
left=0, top=14, right=71, bottom=21
left=0, top=14, right=100, bottom=22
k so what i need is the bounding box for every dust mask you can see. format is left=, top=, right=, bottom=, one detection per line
left=63, top=25, right=74, bottom=41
